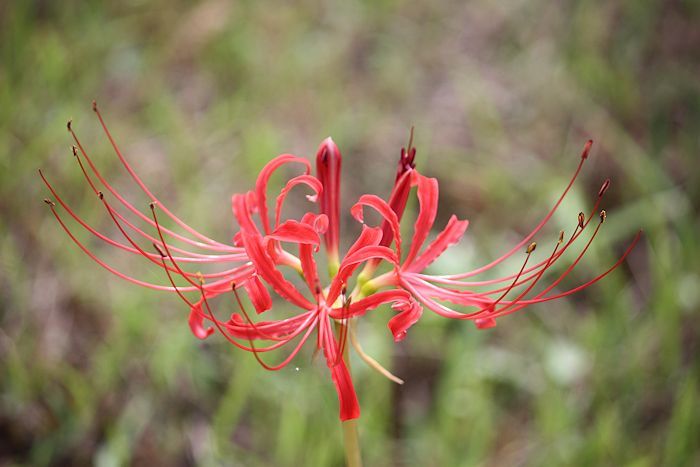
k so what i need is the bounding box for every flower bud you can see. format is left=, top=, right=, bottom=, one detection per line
left=316, top=137, right=342, bottom=271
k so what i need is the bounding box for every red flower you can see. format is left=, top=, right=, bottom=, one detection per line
left=42, top=103, right=639, bottom=422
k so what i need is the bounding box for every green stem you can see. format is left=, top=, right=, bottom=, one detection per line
left=342, top=418, right=363, bottom=467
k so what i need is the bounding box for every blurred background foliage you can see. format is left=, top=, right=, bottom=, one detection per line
left=1, top=0, right=699, bottom=465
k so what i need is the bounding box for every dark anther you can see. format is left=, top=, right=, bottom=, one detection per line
left=153, top=243, right=166, bottom=257
left=581, top=140, right=593, bottom=160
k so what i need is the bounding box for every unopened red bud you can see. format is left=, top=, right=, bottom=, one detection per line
left=316, top=137, right=342, bottom=264
left=598, top=178, right=610, bottom=197
left=578, top=212, right=585, bottom=229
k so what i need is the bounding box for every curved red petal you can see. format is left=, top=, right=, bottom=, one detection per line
left=407, top=215, right=469, bottom=273
left=329, top=289, right=412, bottom=319
left=320, top=318, right=360, bottom=421
left=351, top=194, right=402, bottom=258
left=328, top=245, right=398, bottom=304
left=189, top=304, right=215, bottom=339
left=269, top=219, right=320, bottom=245
left=255, top=154, right=311, bottom=234
left=474, top=317, right=497, bottom=329
left=274, top=174, right=323, bottom=228
left=403, top=172, right=439, bottom=267
left=388, top=299, right=423, bottom=342
left=244, top=275, right=273, bottom=314
left=242, top=232, right=314, bottom=310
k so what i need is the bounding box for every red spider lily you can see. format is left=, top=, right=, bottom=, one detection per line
left=41, top=103, right=639, bottom=422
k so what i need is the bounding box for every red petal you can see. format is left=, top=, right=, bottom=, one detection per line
left=351, top=194, right=402, bottom=258
left=345, top=225, right=383, bottom=258
left=320, top=318, right=360, bottom=421
left=226, top=311, right=314, bottom=340
left=244, top=275, right=272, bottom=314
left=312, top=213, right=329, bottom=234
left=268, top=219, right=320, bottom=245
left=232, top=191, right=259, bottom=235
left=188, top=304, right=214, bottom=339
left=242, top=232, right=314, bottom=310
left=403, top=172, right=439, bottom=267
left=328, top=245, right=398, bottom=304
left=297, top=213, right=321, bottom=293
left=329, top=289, right=412, bottom=319
left=475, top=317, right=497, bottom=329
left=388, top=299, right=422, bottom=342
left=274, top=174, right=322, bottom=228
left=255, top=154, right=311, bottom=234
left=407, top=215, right=469, bottom=273
left=331, top=358, right=360, bottom=421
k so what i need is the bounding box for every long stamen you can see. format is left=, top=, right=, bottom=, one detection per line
left=491, top=229, right=642, bottom=318
left=428, top=177, right=611, bottom=285
left=41, top=193, right=201, bottom=292
left=481, top=211, right=607, bottom=317
left=334, top=287, right=350, bottom=367
left=521, top=211, right=607, bottom=303
left=99, top=191, right=239, bottom=278
left=484, top=232, right=565, bottom=318
left=348, top=321, right=404, bottom=385
left=91, top=101, right=232, bottom=249
left=68, top=118, right=238, bottom=252
left=70, top=152, right=245, bottom=261
left=229, top=290, right=319, bottom=371
left=458, top=221, right=578, bottom=293
left=178, top=268, right=309, bottom=352
left=492, top=242, right=536, bottom=306
left=232, top=285, right=284, bottom=342
left=472, top=241, right=537, bottom=328
left=444, top=140, right=593, bottom=279
left=152, top=243, right=198, bottom=308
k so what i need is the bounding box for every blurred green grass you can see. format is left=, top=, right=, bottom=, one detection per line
left=1, top=0, right=699, bottom=465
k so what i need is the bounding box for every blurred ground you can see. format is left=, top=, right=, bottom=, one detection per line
left=1, top=1, right=699, bottom=466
